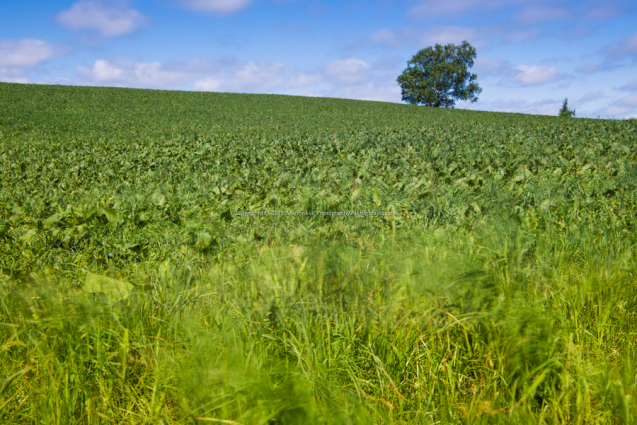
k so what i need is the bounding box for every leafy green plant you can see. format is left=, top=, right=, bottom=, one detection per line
left=0, top=82, right=636, bottom=424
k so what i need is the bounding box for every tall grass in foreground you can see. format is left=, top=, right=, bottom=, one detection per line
left=1, top=222, right=636, bottom=424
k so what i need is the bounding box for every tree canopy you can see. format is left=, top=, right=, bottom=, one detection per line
left=559, top=98, right=576, bottom=118
left=397, top=41, right=481, bottom=108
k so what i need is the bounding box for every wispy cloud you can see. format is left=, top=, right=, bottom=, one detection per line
left=0, top=68, right=29, bottom=84
left=194, top=59, right=322, bottom=92
left=406, top=0, right=562, bottom=18
left=77, top=59, right=194, bottom=87
left=515, top=5, right=570, bottom=25
left=211, top=60, right=288, bottom=91
left=591, top=92, right=637, bottom=118
left=618, top=80, right=637, bottom=92
left=369, top=26, right=488, bottom=49
left=0, top=39, right=57, bottom=67
left=408, top=0, right=482, bottom=18
left=473, top=57, right=509, bottom=76
left=0, top=38, right=58, bottom=85
left=616, top=93, right=637, bottom=107
left=287, top=73, right=323, bottom=88
left=603, top=34, right=637, bottom=60
left=510, top=64, right=561, bottom=86
left=465, top=92, right=637, bottom=119
left=57, top=1, right=148, bottom=38
left=325, top=58, right=370, bottom=84
left=318, top=80, right=401, bottom=103
left=501, top=28, right=541, bottom=43
left=407, top=0, right=622, bottom=24
left=577, top=33, right=637, bottom=75
left=75, top=57, right=324, bottom=92
left=583, top=6, right=623, bottom=21
left=462, top=97, right=564, bottom=116
left=367, top=23, right=547, bottom=51
left=176, top=0, right=253, bottom=15
left=475, top=57, right=568, bottom=87
left=576, top=63, right=603, bottom=74
left=577, top=91, right=603, bottom=102
left=72, top=54, right=402, bottom=103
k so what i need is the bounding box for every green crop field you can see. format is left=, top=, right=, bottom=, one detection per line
left=1, top=82, right=636, bottom=424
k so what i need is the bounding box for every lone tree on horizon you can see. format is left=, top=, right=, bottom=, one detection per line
left=397, top=41, right=481, bottom=108
left=559, top=98, right=576, bottom=118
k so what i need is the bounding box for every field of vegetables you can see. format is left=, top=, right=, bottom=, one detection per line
left=1, top=81, right=636, bottom=424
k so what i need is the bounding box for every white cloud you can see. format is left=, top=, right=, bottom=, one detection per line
left=532, top=101, right=564, bottom=116
left=193, top=76, right=224, bottom=91
left=511, top=64, right=560, bottom=86
left=321, top=80, right=401, bottom=103
left=571, top=90, right=637, bottom=119
left=75, top=57, right=323, bottom=93
left=226, top=61, right=287, bottom=90
left=592, top=104, right=637, bottom=119
left=474, top=57, right=567, bottom=87
left=36, top=77, right=73, bottom=86
left=0, top=39, right=56, bottom=67
left=57, top=1, right=148, bottom=37
left=462, top=91, right=637, bottom=120
left=88, top=60, right=124, bottom=81
left=200, top=61, right=322, bottom=92
left=287, top=73, right=323, bottom=88
left=176, top=0, right=253, bottom=14
left=76, top=59, right=194, bottom=87
left=135, top=62, right=195, bottom=86
left=461, top=98, right=564, bottom=116
left=325, top=58, right=370, bottom=84
left=72, top=55, right=402, bottom=103
left=0, top=68, right=29, bottom=84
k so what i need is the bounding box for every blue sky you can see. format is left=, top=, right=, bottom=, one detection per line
left=1, top=0, right=636, bottom=118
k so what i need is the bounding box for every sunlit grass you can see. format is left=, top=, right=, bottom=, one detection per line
left=1, top=222, right=635, bottom=424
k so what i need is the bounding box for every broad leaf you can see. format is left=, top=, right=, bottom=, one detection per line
left=84, top=272, right=134, bottom=302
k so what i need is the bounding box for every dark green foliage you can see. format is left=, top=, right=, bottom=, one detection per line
left=397, top=41, right=482, bottom=107
left=559, top=98, right=576, bottom=118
